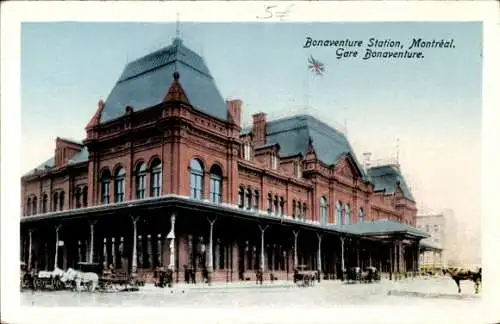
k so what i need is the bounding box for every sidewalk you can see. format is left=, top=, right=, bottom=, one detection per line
left=139, top=279, right=298, bottom=292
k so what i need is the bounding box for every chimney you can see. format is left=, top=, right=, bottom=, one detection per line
left=362, top=152, right=372, bottom=171
left=226, top=99, right=242, bottom=127
left=252, top=112, right=267, bottom=146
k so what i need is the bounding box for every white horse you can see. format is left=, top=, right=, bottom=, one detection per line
left=61, top=268, right=99, bottom=292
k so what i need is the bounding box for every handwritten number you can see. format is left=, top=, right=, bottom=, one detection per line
left=256, top=4, right=294, bottom=20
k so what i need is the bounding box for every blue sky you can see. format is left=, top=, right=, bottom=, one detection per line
left=21, top=22, right=482, bottom=245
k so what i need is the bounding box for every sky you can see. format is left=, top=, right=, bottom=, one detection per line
left=21, top=22, right=482, bottom=261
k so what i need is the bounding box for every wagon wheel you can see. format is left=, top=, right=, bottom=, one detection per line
left=34, top=278, right=43, bottom=290
left=53, top=278, right=63, bottom=290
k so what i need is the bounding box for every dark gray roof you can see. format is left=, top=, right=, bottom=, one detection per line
left=101, top=38, right=227, bottom=123
left=327, top=219, right=429, bottom=238
left=266, top=115, right=366, bottom=177
left=420, top=240, right=442, bottom=251
left=366, top=165, right=415, bottom=202
left=23, top=147, right=89, bottom=177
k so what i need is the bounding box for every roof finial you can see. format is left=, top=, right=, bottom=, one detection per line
left=176, top=12, right=181, bottom=39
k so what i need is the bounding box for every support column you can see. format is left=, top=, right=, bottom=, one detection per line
left=316, top=233, right=322, bottom=276
left=103, top=238, right=108, bottom=266
left=206, top=216, right=216, bottom=273
left=356, top=240, right=361, bottom=268
left=54, top=225, right=61, bottom=270
left=340, top=236, right=345, bottom=273
left=112, top=237, right=116, bottom=267
left=259, top=225, right=269, bottom=272
left=292, top=230, right=299, bottom=269
left=147, top=234, right=152, bottom=267
left=157, top=233, right=163, bottom=267
left=167, top=213, right=176, bottom=270
left=89, top=220, right=97, bottom=263
left=28, top=229, right=33, bottom=271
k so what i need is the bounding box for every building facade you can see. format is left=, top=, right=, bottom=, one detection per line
left=416, top=213, right=445, bottom=268
left=20, top=37, right=426, bottom=283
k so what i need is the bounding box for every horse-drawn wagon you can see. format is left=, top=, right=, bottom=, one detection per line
left=293, top=265, right=318, bottom=287
left=345, top=266, right=380, bottom=283
left=73, top=262, right=139, bottom=292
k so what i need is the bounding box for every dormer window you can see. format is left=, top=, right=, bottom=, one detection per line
left=294, top=162, right=302, bottom=179
left=244, top=143, right=251, bottom=161
left=271, top=152, right=278, bottom=170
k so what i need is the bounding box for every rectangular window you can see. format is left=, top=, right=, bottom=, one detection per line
left=102, top=182, right=110, bottom=204
left=136, top=175, right=145, bottom=199
left=253, top=191, right=259, bottom=210
left=210, top=176, right=222, bottom=204
left=151, top=172, right=161, bottom=197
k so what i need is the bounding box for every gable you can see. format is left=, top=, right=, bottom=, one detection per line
left=335, top=154, right=363, bottom=179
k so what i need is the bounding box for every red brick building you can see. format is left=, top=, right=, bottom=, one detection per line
left=20, top=37, right=427, bottom=283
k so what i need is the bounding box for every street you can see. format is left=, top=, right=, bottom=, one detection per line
left=21, top=276, right=481, bottom=307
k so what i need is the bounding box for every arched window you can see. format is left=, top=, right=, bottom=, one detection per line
left=32, top=197, right=38, bottom=215
left=279, top=197, right=284, bottom=216
left=302, top=203, right=307, bottom=219
left=244, top=143, right=251, bottom=161
left=245, top=188, right=252, bottom=209
left=253, top=190, right=259, bottom=210
left=53, top=192, right=59, bottom=212
left=345, top=204, right=351, bottom=225
left=114, top=167, right=126, bottom=203
left=26, top=198, right=32, bottom=216
left=297, top=202, right=302, bottom=220
left=190, top=159, right=204, bottom=200
left=82, top=186, right=88, bottom=207
left=238, top=186, right=245, bottom=208
left=209, top=165, right=223, bottom=204
left=42, top=194, right=48, bottom=213
left=101, top=170, right=111, bottom=204
left=292, top=200, right=296, bottom=218
left=273, top=195, right=279, bottom=215
left=335, top=202, right=342, bottom=225
left=358, top=208, right=364, bottom=224
left=135, top=162, right=146, bottom=199
left=150, top=158, right=162, bottom=198
left=267, top=193, right=273, bottom=214
left=74, top=187, right=82, bottom=208
left=59, top=191, right=65, bottom=211
left=320, top=197, right=328, bottom=225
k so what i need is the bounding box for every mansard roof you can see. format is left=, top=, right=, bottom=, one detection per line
left=101, top=38, right=227, bottom=123
left=265, top=114, right=367, bottom=178
left=366, top=164, right=415, bottom=202
left=23, top=146, right=89, bottom=177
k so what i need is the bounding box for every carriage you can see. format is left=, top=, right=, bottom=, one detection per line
left=75, top=262, right=140, bottom=292
left=345, top=266, right=380, bottom=283
left=293, top=265, right=318, bottom=287
left=28, top=267, right=66, bottom=290
left=154, top=267, right=174, bottom=288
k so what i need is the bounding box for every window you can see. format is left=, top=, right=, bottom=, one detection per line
left=274, top=195, right=279, bottom=215
left=135, top=162, right=146, bottom=199
left=292, top=200, right=296, bottom=219
left=74, top=188, right=82, bottom=208
left=320, top=197, right=328, bottom=225
left=189, top=159, right=204, bottom=200
left=101, top=170, right=111, bottom=204
left=245, top=188, right=252, bottom=209
left=295, top=162, right=302, bottom=179
left=253, top=190, right=259, bottom=210
left=32, top=197, right=38, bottom=215
left=59, top=191, right=65, bottom=211
left=271, top=152, right=278, bottom=170
left=244, top=143, right=251, bottom=161
left=82, top=187, right=88, bottom=207
left=358, top=208, right=365, bottom=224
left=209, top=165, right=223, bottom=204
left=335, top=202, right=342, bottom=225
left=42, top=194, right=48, bottom=213
left=26, top=198, right=32, bottom=216
left=267, top=193, right=273, bottom=214
left=279, top=197, right=284, bottom=216
left=114, top=167, right=126, bottom=203
left=302, top=203, right=307, bottom=219
left=345, top=204, right=351, bottom=225
left=238, top=186, right=245, bottom=208
left=150, top=159, right=162, bottom=198
left=297, top=202, right=302, bottom=220
left=53, top=192, right=59, bottom=211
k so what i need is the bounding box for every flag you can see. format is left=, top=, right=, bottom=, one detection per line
left=308, top=55, right=325, bottom=76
